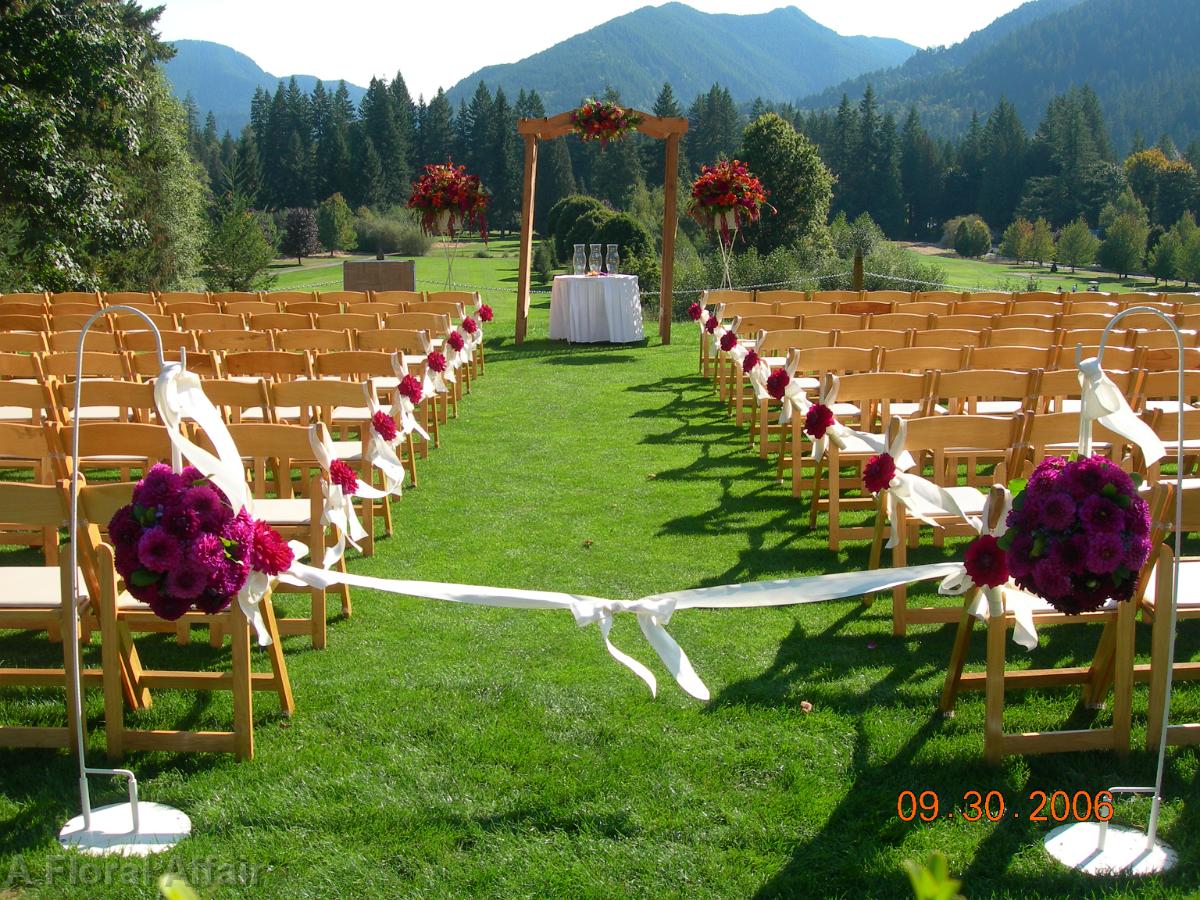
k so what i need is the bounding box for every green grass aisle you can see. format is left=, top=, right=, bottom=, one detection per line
left=1, top=280, right=1198, bottom=897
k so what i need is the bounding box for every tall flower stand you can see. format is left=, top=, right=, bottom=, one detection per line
left=715, top=209, right=737, bottom=290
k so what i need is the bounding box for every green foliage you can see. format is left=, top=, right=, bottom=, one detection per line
left=353, top=210, right=431, bottom=257
left=595, top=213, right=652, bottom=261
left=904, top=852, right=963, bottom=900
left=317, top=193, right=357, bottom=256
left=532, top=239, right=555, bottom=284
left=0, top=0, right=178, bottom=289
left=1098, top=213, right=1150, bottom=277
left=999, top=218, right=1031, bottom=261
left=200, top=193, right=277, bottom=291
left=1026, top=217, right=1055, bottom=266
left=830, top=211, right=884, bottom=259
left=546, top=194, right=606, bottom=262
left=1150, top=230, right=1181, bottom=283
left=564, top=208, right=614, bottom=258
left=280, top=207, right=321, bottom=264
left=953, top=216, right=991, bottom=258
left=739, top=113, right=834, bottom=253
left=1055, top=217, right=1099, bottom=271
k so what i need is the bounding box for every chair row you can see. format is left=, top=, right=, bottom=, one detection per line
left=0, top=289, right=481, bottom=314
left=703, top=288, right=1194, bottom=314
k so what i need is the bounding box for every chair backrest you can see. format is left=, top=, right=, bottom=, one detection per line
left=47, top=330, right=121, bottom=353
left=49, top=291, right=102, bottom=307
left=0, top=351, right=44, bottom=381
left=1120, top=312, right=1178, bottom=331
left=126, top=349, right=218, bottom=379
left=310, top=350, right=396, bottom=380
left=1012, top=291, right=1064, bottom=305
left=834, top=328, right=910, bottom=351
left=1005, top=300, right=1062, bottom=315
left=345, top=302, right=393, bottom=317
left=821, top=370, right=933, bottom=432
left=1, top=292, right=48, bottom=305
left=936, top=368, right=1035, bottom=414
left=801, top=313, right=861, bottom=331
left=951, top=300, right=1009, bottom=317
left=986, top=327, right=1057, bottom=349
left=913, top=291, right=963, bottom=304
left=911, top=329, right=980, bottom=349
left=262, top=291, right=316, bottom=305
left=870, top=312, right=929, bottom=331
left=156, top=291, right=212, bottom=306
left=774, top=300, right=834, bottom=316
left=811, top=290, right=861, bottom=304
left=701, top=289, right=754, bottom=307
left=41, top=351, right=126, bottom=379
left=836, top=300, right=893, bottom=316
left=0, top=332, right=47, bottom=353
left=209, top=291, right=260, bottom=307
left=1137, top=369, right=1200, bottom=409
left=385, top=312, right=451, bottom=336
left=54, top=378, right=156, bottom=424
left=756, top=290, right=808, bottom=306
left=197, top=330, right=273, bottom=353
left=222, top=422, right=324, bottom=498
left=965, top=345, right=1053, bottom=371
left=994, top=313, right=1057, bottom=330
left=109, top=311, right=177, bottom=333
left=0, top=302, right=48, bottom=317
left=0, top=480, right=66, bottom=528
left=862, top=290, right=912, bottom=305
left=755, top=329, right=832, bottom=354
left=425, top=290, right=477, bottom=307
left=1067, top=300, right=1120, bottom=315
left=103, top=292, right=155, bottom=307
left=1059, top=312, right=1116, bottom=331
left=122, top=329, right=196, bottom=354
left=371, top=290, right=423, bottom=306
left=961, top=291, right=1011, bottom=305
left=281, top=300, right=332, bottom=316
left=901, top=300, right=952, bottom=316
left=249, top=312, right=313, bottom=332
left=270, top=379, right=370, bottom=427
left=159, top=301, right=216, bottom=316
left=932, top=314, right=994, bottom=331
left=731, top=314, right=797, bottom=336
left=0, top=313, right=50, bottom=332
left=355, top=328, right=428, bottom=354
left=714, top=301, right=761, bottom=320
left=182, top=312, right=245, bottom=332
left=1138, top=346, right=1200, bottom=372
left=0, top=420, right=56, bottom=460
left=51, top=421, right=174, bottom=480
left=1013, top=410, right=1123, bottom=476
left=274, top=329, right=354, bottom=353
left=318, top=291, right=369, bottom=306
left=199, top=377, right=271, bottom=424
left=221, top=350, right=311, bottom=380
left=226, top=301, right=282, bottom=317
left=51, top=313, right=112, bottom=333
left=892, top=413, right=1021, bottom=485
left=316, top=313, right=382, bottom=332
left=878, top=345, right=965, bottom=374
left=791, top=346, right=877, bottom=377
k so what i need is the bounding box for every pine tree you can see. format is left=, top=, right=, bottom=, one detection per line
left=357, top=136, right=386, bottom=208
left=465, top=82, right=494, bottom=179
left=899, top=107, right=942, bottom=239
left=829, top=94, right=858, bottom=215
left=388, top=72, right=417, bottom=171
left=535, top=138, right=575, bottom=227
left=201, top=193, right=277, bottom=291
left=420, top=89, right=455, bottom=167
left=646, top=82, right=685, bottom=187
left=359, top=77, right=410, bottom=205
left=871, top=112, right=905, bottom=236
left=489, top=87, right=520, bottom=234
left=978, top=98, right=1027, bottom=230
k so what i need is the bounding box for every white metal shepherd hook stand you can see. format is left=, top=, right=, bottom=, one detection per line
left=57, top=307, right=191, bottom=856
left=1044, top=306, right=1183, bottom=876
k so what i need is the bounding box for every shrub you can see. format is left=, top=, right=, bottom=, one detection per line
left=595, top=213, right=653, bottom=262
left=565, top=208, right=614, bottom=257
left=547, top=194, right=606, bottom=262
left=353, top=213, right=431, bottom=257
left=533, top=240, right=555, bottom=284
left=954, top=216, right=991, bottom=258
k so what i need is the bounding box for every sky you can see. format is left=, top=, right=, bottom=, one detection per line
left=147, top=0, right=1029, bottom=99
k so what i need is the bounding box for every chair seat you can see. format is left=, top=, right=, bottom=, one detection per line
left=1142, top=558, right=1200, bottom=609
left=973, top=400, right=1022, bottom=414
left=941, top=485, right=988, bottom=515
left=332, top=406, right=369, bottom=419
left=331, top=440, right=362, bottom=462
left=1146, top=400, right=1197, bottom=413
left=835, top=432, right=887, bottom=456
left=0, top=566, right=85, bottom=609
left=890, top=402, right=926, bottom=417
left=0, top=406, right=35, bottom=423
left=829, top=402, right=861, bottom=418
left=253, top=498, right=312, bottom=526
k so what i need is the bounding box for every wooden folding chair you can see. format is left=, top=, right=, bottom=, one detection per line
left=270, top=380, right=395, bottom=550
left=249, top=312, right=313, bottom=332
left=311, top=351, right=437, bottom=456
left=833, top=329, right=910, bottom=351
left=761, top=346, right=876, bottom=460
left=317, top=291, right=369, bottom=307
left=879, top=345, right=966, bottom=374
left=1137, top=408, right=1200, bottom=487
left=198, top=331, right=273, bottom=355
left=198, top=378, right=271, bottom=425
left=937, top=369, right=1036, bottom=417
left=804, top=371, right=934, bottom=547
left=697, top=290, right=753, bottom=376
left=1136, top=370, right=1200, bottom=414
left=867, top=414, right=1023, bottom=634
left=730, top=329, right=830, bottom=431
left=870, top=312, right=929, bottom=331
left=939, top=484, right=1155, bottom=763
left=221, top=350, right=311, bottom=382
left=222, top=423, right=346, bottom=647
left=0, top=332, right=47, bottom=354
left=0, top=421, right=62, bottom=563
left=53, top=379, right=156, bottom=424
left=76, top=482, right=292, bottom=761
left=717, top=314, right=797, bottom=403
left=274, top=329, right=353, bottom=353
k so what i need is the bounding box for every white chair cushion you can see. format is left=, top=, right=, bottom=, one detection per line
left=253, top=498, right=312, bottom=526
left=0, top=567, right=86, bottom=609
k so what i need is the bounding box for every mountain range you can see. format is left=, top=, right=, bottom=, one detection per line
left=163, top=40, right=367, bottom=135
left=803, top=0, right=1200, bottom=150
left=442, top=3, right=915, bottom=111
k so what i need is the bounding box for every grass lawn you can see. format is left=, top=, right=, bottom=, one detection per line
left=3, top=248, right=1200, bottom=897
left=900, top=245, right=1198, bottom=297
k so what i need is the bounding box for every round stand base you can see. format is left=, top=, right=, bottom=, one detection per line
left=1044, top=822, right=1176, bottom=875
left=59, top=802, right=190, bottom=856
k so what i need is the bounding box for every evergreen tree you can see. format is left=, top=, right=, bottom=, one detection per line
left=280, top=130, right=313, bottom=208
left=420, top=89, right=455, bottom=167
left=870, top=111, right=905, bottom=236
left=356, top=136, right=387, bottom=208
left=454, top=98, right=472, bottom=162
left=489, top=87, right=520, bottom=234
left=280, top=207, right=321, bottom=264
left=828, top=94, right=859, bottom=215
left=954, top=216, right=991, bottom=258
left=317, top=193, right=357, bottom=256
left=646, top=82, right=686, bottom=187
left=359, top=77, right=410, bottom=205
left=591, top=133, right=645, bottom=210
left=465, top=82, right=494, bottom=179
left=739, top=113, right=833, bottom=254
left=1054, top=217, right=1099, bottom=272
left=899, top=107, right=942, bottom=239
left=202, top=191, right=277, bottom=291
left=978, top=98, right=1028, bottom=229
left=388, top=72, right=417, bottom=171
left=535, top=138, right=576, bottom=227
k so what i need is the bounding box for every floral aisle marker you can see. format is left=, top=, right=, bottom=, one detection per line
left=407, top=161, right=489, bottom=289
left=570, top=98, right=641, bottom=147
left=687, top=159, right=771, bottom=289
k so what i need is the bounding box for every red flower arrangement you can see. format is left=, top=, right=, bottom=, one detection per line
left=719, top=331, right=739, bottom=352
left=688, top=302, right=703, bottom=322
left=687, top=159, right=770, bottom=244
left=964, top=535, right=1008, bottom=589
left=461, top=316, right=478, bottom=335
left=108, top=464, right=293, bottom=621
left=398, top=374, right=424, bottom=405
left=477, top=304, right=494, bottom=323
left=863, top=453, right=897, bottom=494
left=427, top=350, right=447, bottom=373
left=570, top=98, right=642, bottom=147
left=372, top=410, right=398, bottom=442
left=407, top=161, right=489, bottom=239
left=999, top=455, right=1151, bottom=614
left=447, top=330, right=465, bottom=352
left=703, top=315, right=720, bottom=334
left=742, top=349, right=760, bottom=373
left=329, top=460, right=359, bottom=496
left=804, top=403, right=836, bottom=440
left=766, top=368, right=790, bottom=401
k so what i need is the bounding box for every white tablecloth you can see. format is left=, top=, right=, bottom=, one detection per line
left=549, top=275, right=644, bottom=343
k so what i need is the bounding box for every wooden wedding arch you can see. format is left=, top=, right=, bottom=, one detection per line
left=514, top=111, right=688, bottom=345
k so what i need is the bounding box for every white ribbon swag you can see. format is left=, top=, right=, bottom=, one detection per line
left=145, top=351, right=1162, bottom=701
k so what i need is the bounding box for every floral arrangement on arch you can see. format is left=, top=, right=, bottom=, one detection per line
left=407, top=162, right=489, bottom=240
left=109, top=465, right=294, bottom=621
left=687, top=159, right=770, bottom=245
left=570, top=98, right=642, bottom=147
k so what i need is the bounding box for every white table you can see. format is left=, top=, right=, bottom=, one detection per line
left=549, top=274, right=644, bottom=343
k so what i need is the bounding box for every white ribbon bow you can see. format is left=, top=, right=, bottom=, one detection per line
left=363, top=383, right=407, bottom=498
left=308, top=424, right=389, bottom=569
left=775, top=350, right=812, bottom=425
left=807, top=374, right=889, bottom=462
left=1078, top=356, right=1164, bottom=464
left=387, top=354, right=431, bottom=442
left=420, top=332, right=452, bottom=392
